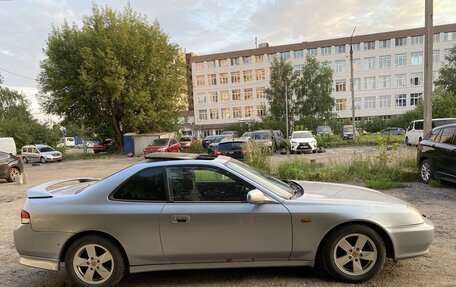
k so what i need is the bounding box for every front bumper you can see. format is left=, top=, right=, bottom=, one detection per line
left=290, top=142, right=317, bottom=152
left=45, top=155, right=62, bottom=162
left=387, top=217, right=434, bottom=260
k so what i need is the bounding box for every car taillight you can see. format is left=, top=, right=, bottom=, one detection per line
left=215, top=150, right=223, bottom=155
left=21, top=209, right=30, bottom=224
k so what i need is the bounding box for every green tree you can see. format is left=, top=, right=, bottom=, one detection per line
left=435, top=45, right=456, bottom=94
left=39, top=4, right=187, bottom=151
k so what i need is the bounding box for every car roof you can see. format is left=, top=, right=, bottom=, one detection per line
left=433, top=123, right=456, bottom=130
left=144, top=152, right=217, bottom=161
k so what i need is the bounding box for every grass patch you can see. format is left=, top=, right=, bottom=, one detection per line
left=185, top=141, right=206, bottom=154
left=365, top=180, right=407, bottom=190
left=429, top=179, right=443, bottom=188
left=62, top=152, right=116, bottom=161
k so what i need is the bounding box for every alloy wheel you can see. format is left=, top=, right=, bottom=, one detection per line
left=72, top=243, right=114, bottom=284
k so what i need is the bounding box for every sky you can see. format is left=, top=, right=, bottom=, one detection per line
left=0, top=0, right=455, bottom=122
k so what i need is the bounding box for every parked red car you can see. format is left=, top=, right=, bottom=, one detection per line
left=143, top=138, right=180, bottom=157
left=93, top=139, right=114, bottom=153
left=178, top=136, right=195, bottom=150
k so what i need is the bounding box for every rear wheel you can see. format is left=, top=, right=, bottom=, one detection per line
left=321, top=224, right=385, bottom=283
left=420, top=159, right=433, bottom=184
left=7, top=167, right=20, bottom=182
left=65, top=235, right=125, bottom=287
left=40, top=157, right=46, bottom=164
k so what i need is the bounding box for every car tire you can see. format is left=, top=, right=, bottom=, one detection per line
left=290, top=150, right=295, bottom=154
left=65, top=235, right=125, bottom=287
left=7, top=167, right=20, bottom=182
left=420, top=159, right=433, bottom=184
left=321, top=224, right=385, bottom=283
left=40, top=157, right=47, bottom=164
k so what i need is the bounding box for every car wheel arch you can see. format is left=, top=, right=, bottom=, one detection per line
left=314, top=221, right=395, bottom=265
left=59, top=230, right=130, bottom=267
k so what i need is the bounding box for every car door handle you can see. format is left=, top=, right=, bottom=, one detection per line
left=171, top=215, right=191, bottom=224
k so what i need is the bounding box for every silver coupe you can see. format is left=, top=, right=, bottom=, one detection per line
left=14, top=153, right=434, bottom=286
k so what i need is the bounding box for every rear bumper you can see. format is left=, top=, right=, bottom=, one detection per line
left=19, top=255, right=60, bottom=271
left=386, top=217, right=434, bottom=260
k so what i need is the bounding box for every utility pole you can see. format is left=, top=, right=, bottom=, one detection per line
left=424, top=0, right=433, bottom=136
left=350, top=26, right=357, bottom=134
left=285, top=83, right=289, bottom=141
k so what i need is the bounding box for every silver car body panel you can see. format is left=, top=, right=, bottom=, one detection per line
left=14, top=156, right=434, bottom=274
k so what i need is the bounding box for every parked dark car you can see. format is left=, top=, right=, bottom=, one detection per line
left=220, top=131, right=239, bottom=137
left=0, top=151, right=23, bottom=182
left=380, top=127, right=404, bottom=135
left=316, top=125, right=333, bottom=136
left=178, top=136, right=195, bottom=150
left=251, top=130, right=276, bottom=153
left=202, top=136, right=215, bottom=149
left=214, top=138, right=254, bottom=160
left=341, top=125, right=357, bottom=140
left=417, top=123, right=456, bottom=184
left=207, top=135, right=232, bottom=154
left=93, top=139, right=114, bottom=153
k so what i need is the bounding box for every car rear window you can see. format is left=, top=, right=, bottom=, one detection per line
left=218, top=142, right=244, bottom=151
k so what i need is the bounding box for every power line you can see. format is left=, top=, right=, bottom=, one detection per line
left=0, top=67, right=37, bottom=82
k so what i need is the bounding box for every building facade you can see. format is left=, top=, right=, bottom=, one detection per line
left=187, top=24, right=456, bottom=136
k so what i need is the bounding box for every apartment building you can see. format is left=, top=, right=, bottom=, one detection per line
left=187, top=24, right=456, bottom=136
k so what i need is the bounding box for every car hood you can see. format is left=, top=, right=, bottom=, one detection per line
left=294, top=181, right=406, bottom=205
left=291, top=138, right=315, bottom=143
left=254, top=139, right=272, bottom=145
left=145, top=145, right=167, bottom=151
left=42, top=151, right=61, bottom=156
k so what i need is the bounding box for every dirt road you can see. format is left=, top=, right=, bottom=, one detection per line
left=0, top=156, right=455, bottom=287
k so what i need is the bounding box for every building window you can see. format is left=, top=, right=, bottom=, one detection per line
left=231, top=72, right=240, bottom=83
left=395, top=37, right=407, bottom=46
left=293, top=64, right=304, bottom=74
left=207, top=60, right=215, bottom=68
left=364, top=57, right=375, bottom=70
left=335, top=45, right=346, bottom=54
left=195, top=62, right=204, bottom=69
left=244, top=88, right=253, bottom=100
left=335, top=60, right=346, bottom=73
left=219, top=59, right=228, bottom=67
left=230, top=57, right=240, bottom=65
left=364, top=77, right=375, bottom=90
left=255, top=55, right=264, bottom=63
left=268, top=53, right=277, bottom=62
left=221, top=108, right=231, bottom=119
left=280, top=51, right=290, bottom=60
left=443, top=32, right=456, bottom=41
left=395, top=94, right=407, bottom=107
left=220, top=91, right=229, bottom=102
left=210, top=109, right=219, bottom=120
left=198, top=110, right=207, bottom=121
left=243, top=70, right=253, bottom=82
left=364, top=41, right=375, bottom=50
left=255, top=69, right=265, bottom=81
left=197, top=93, right=206, bottom=104
left=232, top=89, right=241, bottom=101
left=395, top=54, right=407, bottom=67
left=335, top=80, right=347, bottom=92
left=322, top=61, right=332, bottom=69
left=293, top=50, right=304, bottom=58
left=396, top=74, right=407, bottom=87
left=411, top=35, right=424, bottom=45
left=364, top=96, right=376, bottom=109
left=379, top=55, right=391, bottom=68
left=410, top=72, right=423, bottom=86
left=354, top=97, right=361, bottom=110
left=379, top=95, right=391, bottom=108
left=256, top=105, right=266, bottom=116
left=243, top=56, right=251, bottom=64
left=411, top=52, right=423, bottom=65
left=352, top=43, right=361, bottom=51
left=335, top=99, right=347, bottom=111
left=208, top=74, right=217, bottom=86
left=410, top=93, right=422, bottom=106
left=209, top=92, right=218, bottom=103
left=196, top=75, right=205, bottom=87
left=219, top=73, right=228, bottom=84
left=233, top=107, right=242, bottom=119
left=433, top=33, right=440, bottom=42
left=353, top=58, right=361, bottom=71
left=321, top=46, right=332, bottom=55
left=256, top=88, right=265, bottom=98
left=379, top=75, right=391, bottom=88
left=354, top=78, right=361, bottom=91
left=379, top=39, right=391, bottom=49
left=433, top=50, right=440, bottom=63
left=307, top=48, right=317, bottom=56
left=244, top=106, right=253, bottom=118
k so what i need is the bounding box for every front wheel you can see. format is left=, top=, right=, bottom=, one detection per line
left=321, top=224, right=385, bottom=283
left=7, top=167, right=20, bottom=182
left=40, top=157, right=47, bottom=164
left=65, top=235, right=125, bottom=287
left=420, top=159, right=433, bottom=184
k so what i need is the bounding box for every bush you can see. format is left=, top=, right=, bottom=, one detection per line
left=244, top=143, right=271, bottom=174
left=186, top=141, right=206, bottom=154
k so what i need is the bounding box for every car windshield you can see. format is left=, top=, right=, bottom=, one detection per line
left=179, top=137, right=192, bottom=142
left=252, top=132, right=271, bottom=140
left=152, top=139, right=169, bottom=146
left=241, top=132, right=252, bottom=137
left=38, top=146, right=54, bottom=152
left=213, top=136, right=228, bottom=143
left=292, top=132, right=313, bottom=139
left=218, top=142, right=244, bottom=151
left=225, top=160, right=294, bottom=199
left=343, top=126, right=354, bottom=132
left=204, top=136, right=214, bottom=140
left=317, top=126, right=331, bottom=133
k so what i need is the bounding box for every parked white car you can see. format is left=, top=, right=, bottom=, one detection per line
left=289, top=131, right=317, bottom=154
left=405, top=118, right=456, bottom=146
left=21, top=144, right=62, bottom=164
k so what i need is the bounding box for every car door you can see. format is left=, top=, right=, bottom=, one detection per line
left=159, top=165, right=292, bottom=263
left=434, top=127, right=456, bottom=180
left=0, top=153, right=8, bottom=178
left=30, top=147, right=40, bottom=162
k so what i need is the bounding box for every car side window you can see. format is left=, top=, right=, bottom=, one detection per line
left=170, top=139, right=177, bottom=145
left=415, top=121, right=423, bottom=130
left=168, top=166, right=254, bottom=202
left=112, top=167, right=166, bottom=201
left=428, top=129, right=442, bottom=142
left=32, top=148, right=39, bottom=153
left=439, top=127, right=456, bottom=144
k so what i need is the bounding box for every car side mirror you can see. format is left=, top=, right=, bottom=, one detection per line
left=247, top=189, right=265, bottom=204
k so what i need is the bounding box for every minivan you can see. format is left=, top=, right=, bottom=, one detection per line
left=21, top=144, right=63, bottom=164
left=405, top=118, right=456, bottom=146
left=0, top=137, right=17, bottom=155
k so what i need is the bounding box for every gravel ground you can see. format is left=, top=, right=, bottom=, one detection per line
left=0, top=155, right=455, bottom=287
